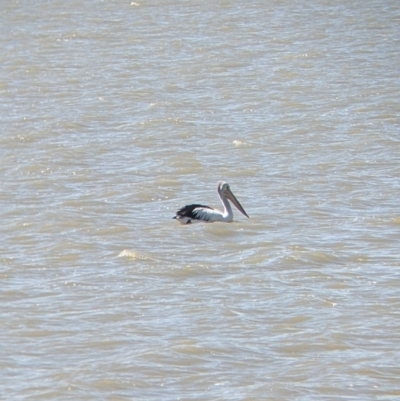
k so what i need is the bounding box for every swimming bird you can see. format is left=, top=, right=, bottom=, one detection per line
left=173, top=181, right=249, bottom=224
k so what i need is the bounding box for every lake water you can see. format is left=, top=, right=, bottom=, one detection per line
left=1, top=0, right=400, bottom=400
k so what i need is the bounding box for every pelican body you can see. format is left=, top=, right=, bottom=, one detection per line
left=173, top=181, right=249, bottom=224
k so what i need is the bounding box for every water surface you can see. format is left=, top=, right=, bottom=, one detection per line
left=1, top=0, right=399, bottom=400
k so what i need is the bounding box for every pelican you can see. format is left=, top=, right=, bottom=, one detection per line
left=173, top=181, right=249, bottom=224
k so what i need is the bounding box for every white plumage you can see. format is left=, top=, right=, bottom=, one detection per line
left=173, top=181, right=249, bottom=224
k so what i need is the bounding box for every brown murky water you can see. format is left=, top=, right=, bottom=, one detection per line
left=1, top=0, right=399, bottom=399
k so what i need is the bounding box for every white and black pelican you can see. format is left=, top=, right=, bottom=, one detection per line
left=173, top=181, right=249, bottom=224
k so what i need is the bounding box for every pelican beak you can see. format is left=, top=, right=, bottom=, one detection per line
left=225, top=188, right=249, bottom=218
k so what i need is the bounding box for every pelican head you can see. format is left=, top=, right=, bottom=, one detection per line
left=217, top=181, right=249, bottom=218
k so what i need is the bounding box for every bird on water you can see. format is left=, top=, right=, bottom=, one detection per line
left=173, top=181, right=249, bottom=224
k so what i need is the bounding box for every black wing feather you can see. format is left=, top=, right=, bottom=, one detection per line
left=175, top=204, right=214, bottom=221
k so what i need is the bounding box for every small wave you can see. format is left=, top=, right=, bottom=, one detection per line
left=117, top=249, right=157, bottom=261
